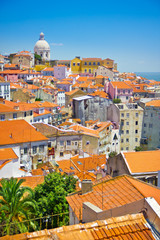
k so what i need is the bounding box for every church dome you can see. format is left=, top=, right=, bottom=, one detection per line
left=34, top=32, right=50, bottom=52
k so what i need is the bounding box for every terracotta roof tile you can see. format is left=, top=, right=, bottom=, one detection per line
left=66, top=175, right=160, bottom=220
left=0, top=148, right=18, bottom=161
left=122, top=150, right=160, bottom=174
left=2, top=213, right=155, bottom=239
left=0, top=120, right=48, bottom=145
left=111, top=81, right=132, bottom=89
left=146, top=99, right=160, bottom=107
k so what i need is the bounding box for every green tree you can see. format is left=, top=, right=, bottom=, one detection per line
left=135, top=146, right=143, bottom=151
left=0, top=178, right=37, bottom=235
left=109, top=151, right=117, bottom=158
left=113, top=98, right=121, bottom=103
left=34, top=173, right=77, bottom=228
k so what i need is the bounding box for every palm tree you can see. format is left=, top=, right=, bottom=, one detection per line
left=0, top=177, right=37, bottom=235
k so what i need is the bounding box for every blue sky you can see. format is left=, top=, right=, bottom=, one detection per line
left=0, top=0, right=160, bottom=72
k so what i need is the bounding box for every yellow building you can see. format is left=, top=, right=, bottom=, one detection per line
left=102, top=58, right=114, bottom=69
left=71, top=57, right=82, bottom=73
left=81, top=58, right=102, bottom=74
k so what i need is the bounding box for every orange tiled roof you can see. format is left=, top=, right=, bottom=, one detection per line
left=146, top=99, right=160, bottom=107
left=33, top=109, right=51, bottom=117
left=66, top=175, right=160, bottom=220
left=65, top=89, right=82, bottom=96
left=0, top=148, right=18, bottom=161
left=0, top=119, right=48, bottom=145
left=72, top=154, right=106, bottom=172
left=111, top=81, right=132, bottom=89
left=0, top=103, right=18, bottom=113
left=17, top=176, right=44, bottom=189
left=123, top=150, right=160, bottom=174
left=69, top=125, right=99, bottom=138
left=1, top=213, right=155, bottom=240
left=42, top=67, right=54, bottom=71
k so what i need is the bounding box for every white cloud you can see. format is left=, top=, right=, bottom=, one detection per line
left=50, top=43, right=64, bottom=46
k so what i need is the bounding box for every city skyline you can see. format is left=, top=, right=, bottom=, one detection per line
left=0, top=0, right=160, bottom=72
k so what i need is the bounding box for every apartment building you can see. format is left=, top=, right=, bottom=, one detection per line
left=139, top=99, right=160, bottom=150
left=108, top=103, right=143, bottom=151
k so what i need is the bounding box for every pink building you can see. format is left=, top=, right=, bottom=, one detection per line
left=108, top=81, right=133, bottom=102
left=54, top=65, right=67, bottom=80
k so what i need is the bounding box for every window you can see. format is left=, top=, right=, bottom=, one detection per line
left=121, top=113, right=124, bottom=117
left=97, top=62, right=100, bottom=65
left=126, top=138, right=129, bottom=142
left=39, top=145, right=44, bottom=153
left=123, top=90, right=125, bottom=94
left=77, top=63, right=80, bottom=66
left=121, top=147, right=123, bottom=150
left=24, top=148, right=27, bottom=154
left=136, top=113, right=138, bottom=117
left=89, top=62, right=91, bottom=65
left=93, top=62, right=96, bottom=65
left=144, top=123, right=147, bottom=127
left=60, top=141, right=64, bottom=146
left=67, top=140, right=71, bottom=145
left=60, top=152, right=63, bottom=156
left=126, top=113, right=129, bottom=117
left=118, top=90, right=120, bottom=94
left=151, top=113, right=153, bottom=117
left=149, top=123, right=153, bottom=128
left=128, top=90, right=130, bottom=94
left=24, top=112, right=27, bottom=117
left=30, top=111, right=32, bottom=116
left=121, top=139, right=124, bottom=143
left=33, top=146, right=37, bottom=154
left=75, top=142, right=78, bottom=145
left=135, top=138, right=138, bottom=142
left=89, top=69, right=91, bottom=73
left=135, top=129, right=138, bottom=134
left=84, top=69, right=87, bottom=73
left=135, top=121, right=138, bottom=125
left=84, top=62, right=87, bottom=65
left=126, top=147, right=129, bottom=150
left=38, top=159, right=42, bottom=163
left=13, top=113, right=17, bottom=119
left=48, top=142, right=51, bottom=148
left=126, top=122, right=129, bottom=125
left=121, top=130, right=124, bottom=134
left=126, top=130, right=129, bottom=134
left=73, top=63, right=75, bottom=66
left=0, top=114, right=5, bottom=121
left=77, top=161, right=82, bottom=165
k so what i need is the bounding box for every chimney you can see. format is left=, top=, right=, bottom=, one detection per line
left=96, top=172, right=103, bottom=181
left=81, top=180, right=93, bottom=195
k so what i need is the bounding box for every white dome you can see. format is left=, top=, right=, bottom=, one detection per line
left=34, top=40, right=50, bottom=51
left=34, top=32, right=50, bottom=61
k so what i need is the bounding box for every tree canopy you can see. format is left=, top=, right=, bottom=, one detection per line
left=0, top=178, right=37, bottom=235
left=34, top=172, right=77, bottom=228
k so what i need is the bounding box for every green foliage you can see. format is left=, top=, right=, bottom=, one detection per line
left=0, top=178, right=37, bottom=236
left=35, top=98, right=43, bottom=101
left=34, top=173, right=77, bottom=228
left=135, top=146, right=143, bottom=151
left=113, top=98, right=121, bottom=103
left=34, top=53, right=42, bottom=60
left=109, top=151, right=117, bottom=158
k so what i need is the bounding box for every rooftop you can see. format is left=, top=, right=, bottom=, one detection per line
left=122, top=150, right=160, bottom=174
left=0, top=148, right=18, bottom=161
left=66, top=175, right=160, bottom=220
left=1, top=213, right=156, bottom=239
left=0, top=120, right=48, bottom=146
